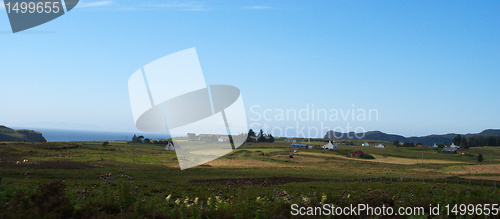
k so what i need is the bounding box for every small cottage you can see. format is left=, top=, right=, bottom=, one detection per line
left=165, top=142, right=175, bottom=151
left=322, top=141, right=338, bottom=149
left=450, top=143, right=460, bottom=149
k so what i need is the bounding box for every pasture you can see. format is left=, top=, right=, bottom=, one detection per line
left=0, top=139, right=498, bottom=218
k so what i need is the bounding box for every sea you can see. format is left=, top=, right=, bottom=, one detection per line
left=19, top=128, right=170, bottom=142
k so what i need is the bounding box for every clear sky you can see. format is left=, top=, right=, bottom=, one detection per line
left=1, top=0, right=499, bottom=137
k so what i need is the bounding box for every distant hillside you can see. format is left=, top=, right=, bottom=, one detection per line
left=0, top=125, right=47, bottom=142
left=324, top=129, right=500, bottom=145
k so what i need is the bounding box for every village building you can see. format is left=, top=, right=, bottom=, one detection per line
left=218, top=136, right=228, bottom=143
left=290, top=144, right=308, bottom=149
left=450, top=143, right=461, bottom=149
left=165, top=142, right=175, bottom=151
left=322, top=141, right=338, bottom=149
left=442, top=147, right=457, bottom=154
left=187, top=133, right=198, bottom=141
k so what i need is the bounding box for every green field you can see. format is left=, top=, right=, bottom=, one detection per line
left=0, top=139, right=499, bottom=218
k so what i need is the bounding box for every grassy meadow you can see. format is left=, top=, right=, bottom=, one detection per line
left=0, top=139, right=499, bottom=218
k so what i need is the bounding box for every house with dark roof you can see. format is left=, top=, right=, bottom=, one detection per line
left=290, top=144, right=308, bottom=149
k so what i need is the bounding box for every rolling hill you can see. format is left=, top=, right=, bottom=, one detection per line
left=324, top=129, right=500, bottom=145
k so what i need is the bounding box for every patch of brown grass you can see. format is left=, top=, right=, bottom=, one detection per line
left=448, top=164, right=500, bottom=175
left=458, top=175, right=500, bottom=181
left=305, top=153, right=465, bottom=165
left=204, top=158, right=287, bottom=168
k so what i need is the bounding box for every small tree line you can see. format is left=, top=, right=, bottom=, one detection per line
left=246, top=129, right=275, bottom=143
left=453, top=134, right=500, bottom=148
left=129, top=134, right=171, bottom=145
left=393, top=140, right=420, bottom=147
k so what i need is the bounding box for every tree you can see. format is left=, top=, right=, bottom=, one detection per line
left=461, top=136, right=468, bottom=148
left=246, top=129, right=256, bottom=143
left=487, top=136, right=496, bottom=146
left=393, top=140, right=400, bottom=147
left=102, top=141, right=109, bottom=147
left=257, top=129, right=266, bottom=142
left=267, top=134, right=275, bottom=143
left=477, top=153, right=483, bottom=163
left=144, top=138, right=152, bottom=144
left=248, top=129, right=256, bottom=137
left=131, top=135, right=144, bottom=143
left=453, top=134, right=462, bottom=145
left=402, top=142, right=412, bottom=147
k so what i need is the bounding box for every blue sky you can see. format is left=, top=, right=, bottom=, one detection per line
left=1, top=0, right=499, bottom=137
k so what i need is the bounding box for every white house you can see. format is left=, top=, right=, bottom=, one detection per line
left=165, top=142, right=175, bottom=151
left=442, top=147, right=457, bottom=153
left=432, top=143, right=439, bottom=148
left=322, top=141, right=338, bottom=149
left=362, top=141, right=370, bottom=147
left=450, top=143, right=460, bottom=149
left=218, top=136, right=227, bottom=143
left=375, top=143, right=386, bottom=148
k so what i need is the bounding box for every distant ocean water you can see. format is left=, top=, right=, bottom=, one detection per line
left=23, top=128, right=170, bottom=142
